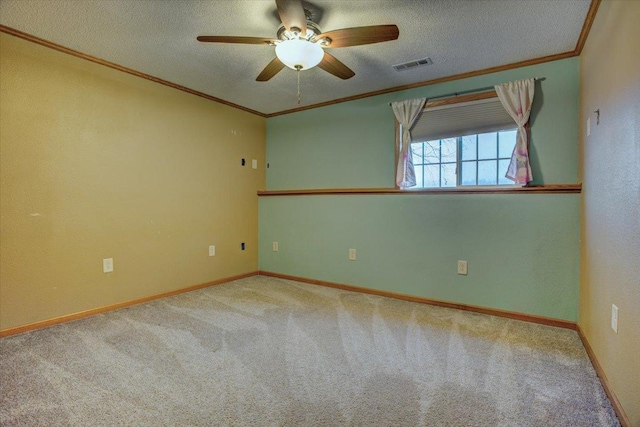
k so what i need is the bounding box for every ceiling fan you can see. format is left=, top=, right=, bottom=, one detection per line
left=197, top=0, right=399, bottom=82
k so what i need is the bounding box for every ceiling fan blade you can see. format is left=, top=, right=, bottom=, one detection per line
left=317, top=25, right=399, bottom=48
left=256, top=57, right=286, bottom=81
left=197, top=36, right=277, bottom=45
left=276, top=0, right=307, bottom=35
left=318, top=52, right=355, bottom=80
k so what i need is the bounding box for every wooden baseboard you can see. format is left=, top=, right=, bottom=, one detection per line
left=577, top=326, right=631, bottom=427
left=259, top=271, right=576, bottom=330
left=0, top=271, right=259, bottom=338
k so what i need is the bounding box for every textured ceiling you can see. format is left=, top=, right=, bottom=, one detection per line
left=0, top=0, right=591, bottom=116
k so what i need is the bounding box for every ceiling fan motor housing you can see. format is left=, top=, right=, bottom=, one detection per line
left=276, top=18, right=322, bottom=43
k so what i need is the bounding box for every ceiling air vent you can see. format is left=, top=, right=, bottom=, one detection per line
left=392, top=57, right=433, bottom=72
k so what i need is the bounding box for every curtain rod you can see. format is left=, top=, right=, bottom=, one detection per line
left=388, top=77, right=545, bottom=106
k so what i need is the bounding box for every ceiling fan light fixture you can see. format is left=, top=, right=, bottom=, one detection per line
left=275, top=39, right=324, bottom=70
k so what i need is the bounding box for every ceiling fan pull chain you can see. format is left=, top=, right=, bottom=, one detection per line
left=296, top=66, right=301, bottom=105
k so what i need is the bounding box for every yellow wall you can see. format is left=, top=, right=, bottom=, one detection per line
left=0, top=33, right=266, bottom=331
left=579, top=0, right=640, bottom=425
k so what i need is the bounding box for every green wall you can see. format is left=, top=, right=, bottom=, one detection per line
left=266, top=58, right=579, bottom=189
left=260, top=58, right=581, bottom=321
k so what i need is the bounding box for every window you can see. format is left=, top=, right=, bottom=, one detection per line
left=411, top=130, right=516, bottom=188
left=402, top=94, right=519, bottom=188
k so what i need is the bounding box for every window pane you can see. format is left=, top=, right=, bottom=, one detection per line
left=414, top=164, right=424, bottom=187
left=478, top=132, right=497, bottom=160
left=478, top=160, right=498, bottom=185
left=461, top=161, right=477, bottom=186
left=424, top=164, right=440, bottom=187
left=411, top=143, right=423, bottom=165
left=423, top=140, right=440, bottom=164
left=441, top=138, right=457, bottom=162
left=461, top=135, right=477, bottom=161
left=498, top=159, right=512, bottom=185
left=441, top=163, right=456, bottom=187
left=402, top=129, right=518, bottom=188
left=499, top=130, right=517, bottom=158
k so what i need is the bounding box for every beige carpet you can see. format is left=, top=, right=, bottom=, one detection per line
left=1, top=275, right=619, bottom=426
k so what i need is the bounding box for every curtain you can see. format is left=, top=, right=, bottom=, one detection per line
left=494, top=78, right=535, bottom=185
left=392, top=98, right=427, bottom=188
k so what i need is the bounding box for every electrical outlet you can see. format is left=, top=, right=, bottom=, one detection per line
left=272, top=241, right=279, bottom=252
left=611, top=304, right=618, bottom=333
left=103, top=258, right=114, bottom=273
left=209, top=245, right=216, bottom=256
left=587, top=117, right=591, bottom=137
left=457, top=260, right=468, bottom=275
left=349, top=248, right=356, bottom=261
left=252, top=159, right=257, bottom=169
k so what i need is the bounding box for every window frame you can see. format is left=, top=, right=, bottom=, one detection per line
left=395, top=90, right=525, bottom=189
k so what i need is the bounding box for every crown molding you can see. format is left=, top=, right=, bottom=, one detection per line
left=1, top=0, right=601, bottom=118
left=0, top=25, right=267, bottom=118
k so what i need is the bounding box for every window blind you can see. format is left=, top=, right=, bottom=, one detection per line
left=411, top=97, right=514, bottom=142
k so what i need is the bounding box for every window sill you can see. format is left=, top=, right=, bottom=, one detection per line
left=257, top=184, right=581, bottom=196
